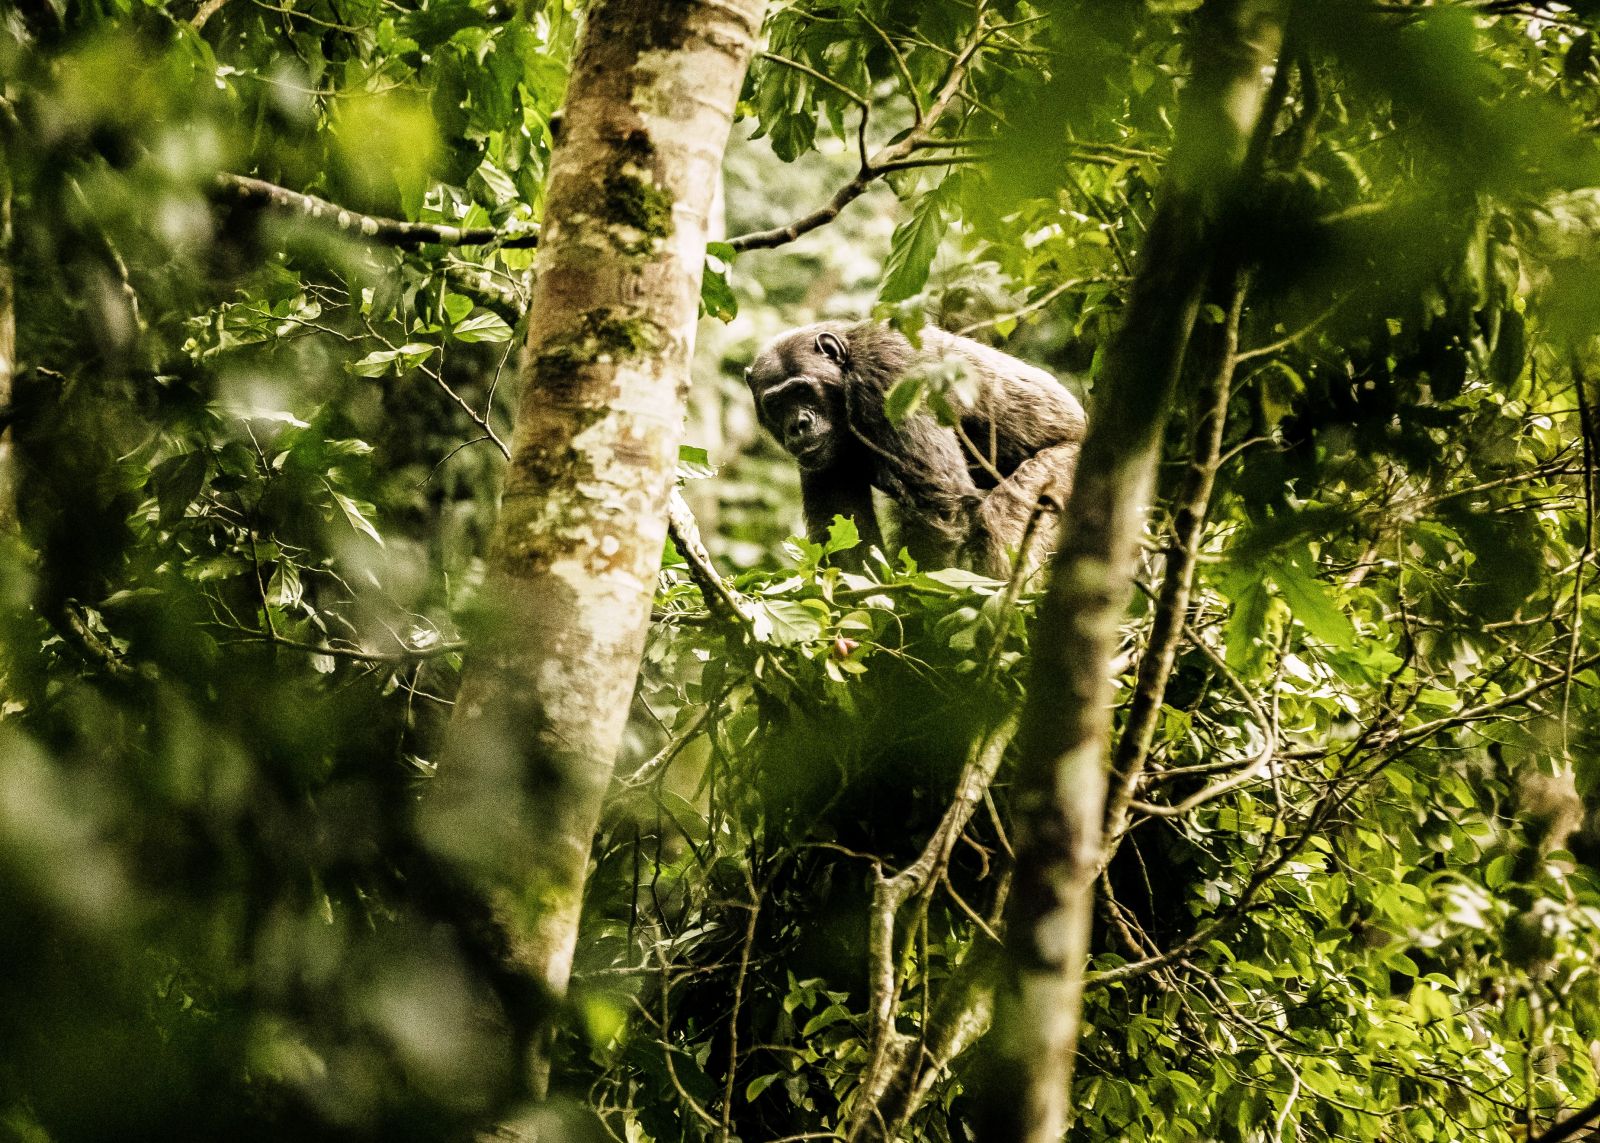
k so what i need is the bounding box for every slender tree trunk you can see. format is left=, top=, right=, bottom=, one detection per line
left=0, top=129, right=15, bottom=529
left=971, top=4, right=1287, bottom=1141
left=422, top=0, right=763, bottom=1099
left=1101, top=271, right=1248, bottom=852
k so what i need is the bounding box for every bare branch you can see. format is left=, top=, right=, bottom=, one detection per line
left=728, top=171, right=879, bottom=252
left=718, top=868, right=761, bottom=1143
left=1235, top=292, right=1349, bottom=362
left=191, top=0, right=229, bottom=28
left=847, top=714, right=1019, bottom=1140
left=859, top=13, right=925, bottom=123
left=244, top=630, right=465, bottom=664
left=441, top=257, right=528, bottom=317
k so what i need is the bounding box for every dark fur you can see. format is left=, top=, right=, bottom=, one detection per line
left=747, top=321, right=1086, bottom=574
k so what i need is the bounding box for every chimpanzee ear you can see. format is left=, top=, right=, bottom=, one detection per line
left=814, top=331, right=849, bottom=366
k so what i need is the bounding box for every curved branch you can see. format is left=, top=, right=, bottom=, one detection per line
left=847, top=713, right=1020, bottom=1143
left=1120, top=595, right=1279, bottom=820
left=955, top=277, right=1122, bottom=339
left=755, top=52, right=870, bottom=110
left=216, top=173, right=541, bottom=249
left=728, top=12, right=992, bottom=253
left=191, top=0, right=229, bottom=28
left=727, top=171, right=880, bottom=252
left=666, top=488, right=759, bottom=631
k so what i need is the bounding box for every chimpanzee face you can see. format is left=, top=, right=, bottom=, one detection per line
left=747, top=329, right=851, bottom=471
left=751, top=375, right=838, bottom=468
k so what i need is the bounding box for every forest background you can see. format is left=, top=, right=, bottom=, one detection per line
left=6, top=2, right=1600, bottom=1142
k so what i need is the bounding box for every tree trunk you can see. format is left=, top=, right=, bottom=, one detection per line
left=422, top=0, right=763, bottom=1100
left=0, top=128, right=15, bottom=529
left=1101, top=270, right=1248, bottom=852
left=971, top=4, right=1288, bottom=1141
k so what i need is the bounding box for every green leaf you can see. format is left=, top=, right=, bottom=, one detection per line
left=1485, top=853, right=1516, bottom=890
left=879, top=185, right=950, bottom=304
left=700, top=264, right=737, bottom=323
left=749, top=599, right=826, bottom=645
left=396, top=343, right=436, bottom=370
left=151, top=451, right=208, bottom=527
left=745, top=1073, right=781, bottom=1101
left=442, top=292, right=473, bottom=324
left=1270, top=555, right=1356, bottom=648
left=801, top=1003, right=851, bottom=1037
left=352, top=349, right=400, bottom=377
left=195, top=555, right=252, bottom=582
left=323, top=438, right=375, bottom=459
left=676, top=445, right=716, bottom=480
left=267, top=562, right=303, bottom=609
left=917, top=568, right=1004, bottom=594
left=1221, top=571, right=1271, bottom=674
left=451, top=310, right=514, bottom=343
left=331, top=490, right=385, bottom=547
left=884, top=374, right=927, bottom=426
left=824, top=515, right=860, bottom=556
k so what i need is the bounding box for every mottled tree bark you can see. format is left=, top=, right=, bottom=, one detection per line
left=971, top=4, right=1288, bottom=1141
left=422, top=0, right=763, bottom=1099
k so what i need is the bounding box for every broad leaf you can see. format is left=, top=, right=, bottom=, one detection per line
left=451, top=310, right=514, bottom=343
left=879, top=184, right=950, bottom=304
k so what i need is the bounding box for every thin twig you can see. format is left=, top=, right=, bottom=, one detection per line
left=1529, top=1095, right=1600, bottom=1143
left=859, top=14, right=924, bottom=124
left=441, top=258, right=526, bottom=316
left=1103, top=271, right=1247, bottom=844
left=719, top=868, right=762, bottom=1143
left=756, top=52, right=870, bottom=110
left=1235, top=293, right=1349, bottom=362
left=227, top=626, right=464, bottom=663
left=955, top=277, right=1120, bottom=338
left=1563, top=356, right=1595, bottom=756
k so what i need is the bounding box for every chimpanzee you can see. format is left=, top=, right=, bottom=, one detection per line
left=746, top=320, right=1086, bottom=574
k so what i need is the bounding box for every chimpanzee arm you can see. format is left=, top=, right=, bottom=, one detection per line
left=972, top=440, right=1082, bottom=574
left=801, top=466, right=885, bottom=563
left=866, top=415, right=988, bottom=570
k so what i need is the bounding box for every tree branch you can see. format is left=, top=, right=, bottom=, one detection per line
left=955, top=277, right=1123, bottom=338
left=441, top=258, right=528, bottom=318
left=666, top=488, right=760, bottom=632
left=728, top=13, right=991, bottom=253
left=847, top=713, right=1019, bottom=1143
left=1529, top=1095, right=1600, bottom=1143
left=191, top=0, right=229, bottom=29
left=216, top=173, right=540, bottom=249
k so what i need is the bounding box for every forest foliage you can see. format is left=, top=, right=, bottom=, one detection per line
left=6, top=1, right=1600, bottom=1142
